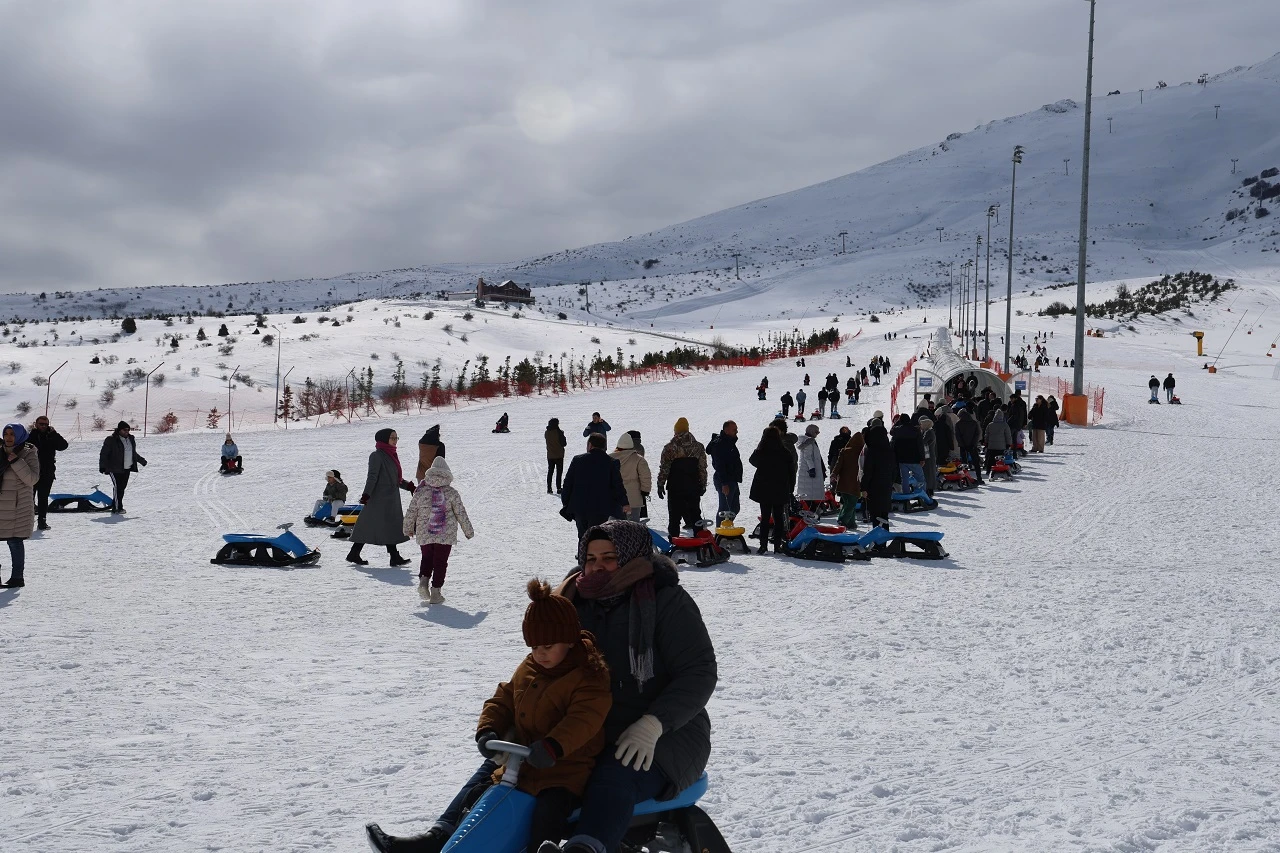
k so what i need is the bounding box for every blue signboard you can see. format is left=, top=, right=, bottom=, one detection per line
left=918, top=376, right=933, bottom=388
left=1014, top=380, right=1027, bottom=391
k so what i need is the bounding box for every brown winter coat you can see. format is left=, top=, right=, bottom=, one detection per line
left=831, top=432, right=864, bottom=495
left=0, top=443, right=40, bottom=539
left=477, top=637, right=613, bottom=796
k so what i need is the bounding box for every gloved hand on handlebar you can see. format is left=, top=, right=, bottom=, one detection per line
left=476, top=730, right=500, bottom=758
left=526, top=738, right=561, bottom=769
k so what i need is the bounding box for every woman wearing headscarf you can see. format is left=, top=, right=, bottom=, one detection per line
left=347, top=428, right=414, bottom=567
left=0, top=423, right=39, bottom=587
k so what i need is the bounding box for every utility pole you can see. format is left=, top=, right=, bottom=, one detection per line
left=1214, top=104, right=1221, bottom=120
left=985, top=206, right=995, bottom=361
left=936, top=226, right=945, bottom=243
left=1005, top=145, right=1024, bottom=373
left=1064, top=158, right=1071, bottom=176
left=271, top=324, right=283, bottom=423
left=1068, top=0, right=1098, bottom=425
left=732, top=253, right=741, bottom=280
left=1107, top=116, right=1113, bottom=133
left=838, top=230, right=848, bottom=254
left=1232, top=158, right=1239, bottom=174
left=948, top=262, right=955, bottom=329
left=1139, top=88, right=1144, bottom=104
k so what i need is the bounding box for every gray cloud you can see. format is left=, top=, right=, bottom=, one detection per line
left=0, top=0, right=1275, bottom=292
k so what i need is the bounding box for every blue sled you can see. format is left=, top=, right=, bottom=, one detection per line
left=785, top=520, right=947, bottom=562
left=368, top=740, right=730, bottom=853
left=47, top=486, right=113, bottom=512
left=212, top=523, right=320, bottom=567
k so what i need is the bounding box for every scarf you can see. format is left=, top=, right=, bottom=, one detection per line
left=375, top=440, right=403, bottom=483
left=567, top=557, right=656, bottom=691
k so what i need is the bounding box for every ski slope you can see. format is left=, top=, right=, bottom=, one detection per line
left=2, top=271, right=1278, bottom=851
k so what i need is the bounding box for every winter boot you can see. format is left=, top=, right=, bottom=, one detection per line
left=346, top=545, right=368, bottom=566
left=365, top=823, right=448, bottom=853
left=428, top=587, right=445, bottom=604
left=417, top=577, right=431, bottom=601
left=37, top=520, right=50, bottom=531
left=3, top=571, right=24, bottom=588
left=388, top=547, right=412, bottom=568
left=756, top=542, right=769, bottom=555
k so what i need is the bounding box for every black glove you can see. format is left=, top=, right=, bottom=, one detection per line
left=558, top=506, right=575, bottom=522
left=808, top=468, right=817, bottom=478
left=640, top=492, right=649, bottom=498
left=399, top=479, right=415, bottom=493
left=359, top=493, right=369, bottom=505
left=476, top=730, right=500, bottom=758
left=526, top=738, right=560, bottom=769
left=657, top=487, right=665, bottom=500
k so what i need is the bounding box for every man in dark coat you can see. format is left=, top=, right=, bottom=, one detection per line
left=29, top=415, right=68, bottom=530
left=890, top=414, right=926, bottom=491
left=1162, top=372, right=1176, bottom=403
left=954, top=408, right=984, bottom=484
left=1006, top=390, right=1029, bottom=434
left=827, top=425, right=851, bottom=471
left=562, top=433, right=628, bottom=540
left=99, top=421, right=147, bottom=514
left=582, top=413, right=612, bottom=438
left=932, top=410, right=954, bottom=463
left=705, top=421, right=741, bottom=521
left=860, top=421, right=895, bottom=523
left=779, top=391, right=794, bottom=419
left=656, top=419, right=708, bottom=538
left=545, top=418, right=567, bottom=494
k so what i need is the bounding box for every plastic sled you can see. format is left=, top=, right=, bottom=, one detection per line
left=212, top=523, right=320, bottom=567
left=937, top=463, right=980, bottom=491
left=1170, top=395, right=1182, bottom=404
left=329, top=505, right=363, bottom=539
left=47, top=486, right=113, bottom=513
left=808, top=410, right=824, bottom=420
left=219, top=458, right=244, bottom=475
left=713, top=517, right=749, bottom=554
left=798, top=490, right=840, bottom=518
left=783, top=513, right=947, bottom=562
left=492, top=425, right=511, bottom=433
left=891, top=473, right=938, bottom=513
left=793, top=413, right=807, bottom=422
left=989, top=450, right=1022, bottom=480
left=828, top=411, right=842, bottom=419
left=367, top=741, right=730, bottom=853
left=650, top=524, right=729, bottom=568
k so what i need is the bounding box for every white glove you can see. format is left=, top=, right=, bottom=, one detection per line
left=614, top=714, right=663, bottom=771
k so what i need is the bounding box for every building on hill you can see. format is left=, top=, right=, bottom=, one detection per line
left=477, top=277, right=534, bottom=304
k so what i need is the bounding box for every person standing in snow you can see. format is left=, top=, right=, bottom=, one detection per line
left=795, top=388, right=807, bottom=419
left=545, top=418, right=568, bottom=495
left=984, top=411, right=1013, bottom=470
left=770, top=417, right=800, bottom=493
left=795, top=424, right=827, bottom=505
left=562, top=433, right=628, bottom=540
left=827, top=426, right=851, bottom=472
left=859, top=419, right=895, bottom=524
left=750, top=426, right=794, bottom=553
left=1148, top=375, right=1160, bottom=403
left=1163, top=373, right=1176, bottom=403
left=954, top=408, right=984, bottom=483
left=582, top=413, right=611, bottom=439
left=830, top=427, right=863, bottom=530
left=625, top=430, right=645, bottom=457
left=890, top=414, right=926, bottom=492
left=816, top=388, right=829, bottom=418
left=706, top=420, right=742, bottom=521
left=403, top=457, right=474, bottom=603
left=919, top=417, right=938, bottom=496
left=0, top=423, right=39, bottom=587
left=779, top=391, right=794, bottom=419
left=415, top=424, right=446, bottom=482
left=1028, top=396, right=1051, bottom=453
left=99, top=421, right=146, bottom=514
left=1046, top=395, right=1060, bottom=445
left=610, top=433, right=651, bottom=523
left=347, top=428, right=414, bottom=567
left=656, top=418, right=708, bottom=538
left=27, top=415, right=67, bottom=532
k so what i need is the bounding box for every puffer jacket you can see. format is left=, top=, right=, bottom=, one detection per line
left=986, top=413, right=1013, bottom=451
left=657, top=432, right=707, bottom=498
left=404, top=459, right=474, bottom=545
left=0, top=443, right=39, bottom=539
left=610, top=448, right=652, bottom=509
left=795, top=435, right=826, bottom=501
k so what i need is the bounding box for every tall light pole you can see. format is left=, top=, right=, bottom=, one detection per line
left=227, top=364, right=239, bottom=433
left=1068, top=0, right=1097, bottom=424
left=973, top=235, right=982, bottom=359
left=1064, top=158, right=1071, bottom=176
left=1214, top=104, right=1220, bottom=120
left=1107, top=116, right=1113, bottom=133
left=985, top=206, right=995, bottom=361
left=1231, top=158, right=1239, bottom=174
left=732, top=253, right=741, bottom=280
left=271, top=324, right=283, bottom=423
left=936, top=226, right=945, bottom=243
left=948, top=262, right=955, bottom=329
left=1005, top=145, right=1024, bottom=373
left=838, top=230, right=848, bottom=254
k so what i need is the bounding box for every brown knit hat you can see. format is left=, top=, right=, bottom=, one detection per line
left=522, top=578, right=581, bottom=647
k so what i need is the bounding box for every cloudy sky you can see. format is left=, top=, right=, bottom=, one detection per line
left=1, top=0, right=1274, bottom=293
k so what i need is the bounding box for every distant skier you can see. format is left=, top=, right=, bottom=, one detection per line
left=1148, top=375, right=1160, bottom=404
left=1162, top=373, right=1176, bottom=403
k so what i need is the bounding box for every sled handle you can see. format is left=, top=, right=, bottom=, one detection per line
left=485, top=740, right=531, bottom=788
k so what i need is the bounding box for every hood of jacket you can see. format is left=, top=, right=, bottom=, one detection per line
left=994, top=411, right=1006, bottom=422
left=666, top=431, right=701, bottom=456
left=423, top=457, right=453, bottom=487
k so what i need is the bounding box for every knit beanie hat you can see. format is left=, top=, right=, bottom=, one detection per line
left=674, top=417, right=689, bottom=434
left=616, top=432, right=635, bottom=450
left=117, top=420, right=131, bottom=431
left=872, top=410, right=884, bottom=420
left=523, top=578, right=581, bottom=647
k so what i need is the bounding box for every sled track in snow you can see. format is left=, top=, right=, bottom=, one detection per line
left=193, top=469, right=248, bottom=530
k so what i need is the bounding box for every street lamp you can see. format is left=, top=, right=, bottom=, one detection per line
left=936, top=226, right=945, bottom=243
left=271, top=324, right=283, bottom=424
left=1005, top=145, right=1025, bottom=373
left=1214, top=104, right=1221, bottom=120
left=1066, top=0, right=1098, bottom=426
left=838, top=230, right=848, bottom=254
left=1107, top=116, right=1113, bottom=133
left=1232, top=158, right=1239, bottom=174
left=1064, top=158, right=1071, bottom=176
left=948, top=261, right=955, bottom=329
left=227, top=364, right=240, bottom=432
left=731, top=253, right=741, bottom=280
left=985, top=206, right=996, bottom=361
left=973, top=235, right=982, bottom=359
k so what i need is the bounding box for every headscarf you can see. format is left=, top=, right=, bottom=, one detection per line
left=374, top=428, right=402, bottom=482
left=563, top=520, right=657, bottom=691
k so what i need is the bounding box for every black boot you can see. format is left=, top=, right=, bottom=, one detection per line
left=346, top=545, right=368, bottom=566
left=3, top=571, right=24, bottom=588
left=365, top=823, right=448, bottom=853
left=37, top=518, right=50, bottom=531
left=756, top=542, right=768, bottom=554
left=388, top=547, right=412, bottom=567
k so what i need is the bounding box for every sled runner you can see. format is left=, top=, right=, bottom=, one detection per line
left=211, top=523, right=320, bottom=567
left=47, top=486, right=114, bottom=513
left=891, top=474, right=938, bottom=513
left=366, top=740, right=731, bottom=853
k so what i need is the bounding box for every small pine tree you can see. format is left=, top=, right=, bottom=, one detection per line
left=196, top=327, right=207, bottom=341
left=121, top=318, right=137, bottom=334
left=278, top=385, right=294, bottom=421
left=217, top=323, right=229, bottom=337
left=206, top=407, right=221, bottom=429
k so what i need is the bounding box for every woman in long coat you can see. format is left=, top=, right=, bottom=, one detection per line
left=347, top=428, right=413, bottom=567
left=749, top=426, right=794, bottom=553
left=795, top=424, right=827, bottom=502
left=0, top=423, right=40, bottom=587
left=859, top=420, right=895, bottom=524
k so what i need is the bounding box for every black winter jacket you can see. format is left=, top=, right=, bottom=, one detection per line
left=954, top=411, right=982, bottom=447
left=860, top=426, right=895, bottom=493
left=571, top=556, right=716, bottom=797
left=932, top=416, right=954, bottom=458
left=1007, top=395, right=1029, bottom=432
left=30, top=427, right=69, bottom=481
left=99, top=432, right=147, bottom=474
left=748, top=442, right=794, bottom=504
left=890, top=422, right=925, bottom=465
left=706, top=432, right=742, bottom=484
left=561, top=448, right=627, bottom=520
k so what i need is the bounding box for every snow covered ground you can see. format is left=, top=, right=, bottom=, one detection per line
left=3, top=269, right=1279, bottom=851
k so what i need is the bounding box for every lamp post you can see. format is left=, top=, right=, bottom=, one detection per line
left=732, top=253, right=741, bottom=280
left=271, top=324, right=283, bottom=424
left=936, top=226, right=945, bottom=243
left=1066, top=0, right=1097, bottom=425
left=985, top=206, right=995, bottom=361
left=838, top=230, right=848, bottom=254
left=1231, top=158, right=1239, bottom=174
left=141, top=362, right=164, bottom=437
left=1064, top=158, right=1071, bottom=176
left=1005, top=145, right=1024, bottom=373
left=1214, top=104, right=1220, bottom=120
left=1107, top=116, right=1113, bottom=133
left=227, top=364, right=239, bottom=433
left=44, top=361, right=68, bottom=416
left=948, top=261, right=955, bottom=329
left=967, top=233, right=977, bottom=358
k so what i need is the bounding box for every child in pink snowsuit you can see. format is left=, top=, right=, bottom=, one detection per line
left=403, top=457, right=474, bottom=603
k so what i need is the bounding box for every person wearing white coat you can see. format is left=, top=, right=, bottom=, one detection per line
left=795, top=424, right=827, bottom=502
